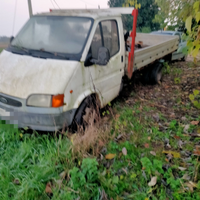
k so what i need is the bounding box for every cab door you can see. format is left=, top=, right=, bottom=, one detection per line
left=85, top=19, right=124, bottom=106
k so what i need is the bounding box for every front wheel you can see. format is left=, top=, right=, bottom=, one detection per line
left=72, top=95, right=100, bottom=131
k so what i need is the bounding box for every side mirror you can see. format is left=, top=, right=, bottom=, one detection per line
left=91, top=47, right=110, bottom=66
left=10, top=36, right=14, bottom=43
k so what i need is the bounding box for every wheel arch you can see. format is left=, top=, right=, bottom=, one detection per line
left=70, top=91, right=101, bottom=129
left=73, top=90, right=103, bottom=110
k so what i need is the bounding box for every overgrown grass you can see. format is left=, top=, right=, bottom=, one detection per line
left=0, top=123, right=74, bottom=200
left=0, top=48, right=3, bottom=53
left=105, top=103, right=200, bottom=199
left=1, top=100, right=200, bottom=199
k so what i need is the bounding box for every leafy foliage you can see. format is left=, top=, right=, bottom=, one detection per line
left=154, top=0, right=200, bottom=59
left=184, top=1, right=200, bottom=60
left=108, top=0, right=160, bottom=32
left=154, top=0, right=186, bottom=30
left=189, top=89, right=200, bottom=109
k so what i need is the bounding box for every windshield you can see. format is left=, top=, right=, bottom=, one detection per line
left=10, top=16, right=92, bottom=59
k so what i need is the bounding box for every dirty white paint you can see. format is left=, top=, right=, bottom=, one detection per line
left=41, top=7, right=135, bottom=19
left=0, top=50, right=78, bottom=99
left=125, top=33, right=179, bottom=73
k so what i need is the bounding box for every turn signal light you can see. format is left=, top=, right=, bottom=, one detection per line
left=52, top=94, right=64, bottom=108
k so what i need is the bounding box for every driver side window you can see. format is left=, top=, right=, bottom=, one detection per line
left=91, top=24, right=102, bottom=59
left=90, top=20, right=119, bottom=59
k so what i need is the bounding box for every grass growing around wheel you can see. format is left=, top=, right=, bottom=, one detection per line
left=1, top=59, right=200, bottom=199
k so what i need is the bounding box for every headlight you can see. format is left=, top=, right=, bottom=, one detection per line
left=27, top=94, right=52, bottom=107
left=27, top=94, right=64, bottom=108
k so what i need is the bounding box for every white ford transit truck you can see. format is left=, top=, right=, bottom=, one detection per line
left=0, top=8, right=178, bottom=131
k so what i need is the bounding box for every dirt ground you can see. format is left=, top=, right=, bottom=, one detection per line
left=118, top=57, right=200, bottom=122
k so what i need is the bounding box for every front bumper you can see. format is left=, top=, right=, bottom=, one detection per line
left=0, top=93, right=76, bottom=131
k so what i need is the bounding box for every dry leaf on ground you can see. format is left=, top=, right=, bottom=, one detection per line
left=178, top=167, right=187, bottom=171
left=184, top=181, right=197, bottom=192
left=122, top=147, right=127, bottom=156
left=122, top=168, right=128, bottom=175
left=144, top=143, right=149, bottom=148
left=193, top=150, right=200, bottom=156
left=162, top=150, right=181, bottom=158
left=59, top=171, right=66, bottom=179
left=116, top=134, right=124, bottom=140
left=174, top=135, right=181, bottom=140
left=150, top=151, right=156, bottom=156
left=105, top=153, right=116, bottom=160
left=191, top=121, right=199, bottom=125
left=182, top=173, right=191, bottom=181
left=45, top=182, right=52, bottom=194
left=164, top=138, right=171, bottom=149
left=178, top=140, right=184, bottom=149
left=184, top=124, right=190, bottom=133
left=166, top=153, right=173, bottom=162
left=148, top=176, right=157, bottom=187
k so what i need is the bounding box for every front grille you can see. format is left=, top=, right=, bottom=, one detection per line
left=0, top=95, right=22, bottom=107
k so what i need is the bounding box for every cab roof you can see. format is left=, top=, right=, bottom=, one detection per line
left=38, top=7, right=135, bottom=19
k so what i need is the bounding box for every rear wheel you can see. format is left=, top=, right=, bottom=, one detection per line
left=142, top=62, right=163, bottom=85
left=150, top=62, right=163, bottom=84
left=142, top=68, right=151, bottom=84
left=181, top=55, right=187, bottom=61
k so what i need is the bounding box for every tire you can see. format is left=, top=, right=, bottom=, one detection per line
left=142, top=67, right=151, bottom=85
left=181, top=55, right=186, bottom=61
left=164, top=53, right=172, bottom=63
left=71, top=95, right=99, bottom=131
left=150, top=62, right=163, bottom=84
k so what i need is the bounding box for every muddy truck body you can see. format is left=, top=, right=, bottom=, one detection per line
left=0, top=8, right=178, bottom=131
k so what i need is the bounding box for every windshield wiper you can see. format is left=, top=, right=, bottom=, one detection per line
left=36, top=49, right=69, bottom=60
left=9, top=46, right=69, bottom=60
left=10, top=45, right=30, bottom=54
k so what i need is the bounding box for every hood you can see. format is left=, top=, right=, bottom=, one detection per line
left=0, top=50, right=78, bottom=99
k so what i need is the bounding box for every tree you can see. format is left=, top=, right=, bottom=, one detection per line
left=184, top=1, right=200, bottom=60
left=108, top=0, right=160, bottom=32
left=154, top=0, right=186, bottom=30
left=154, top=0, right=200, bottom=59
